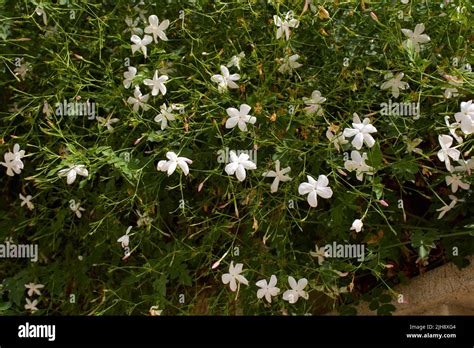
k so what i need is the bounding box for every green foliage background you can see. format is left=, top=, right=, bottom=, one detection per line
left=0, top=0, right=473, bottom=315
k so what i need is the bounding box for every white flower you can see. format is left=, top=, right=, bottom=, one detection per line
left=25, top=283, right=44, bottom=297
left=453, top=157, right=474, bottom=174
left=278, top=54, right=302, bottom=75
left=117, top=226, right=132, bottom=248
left=154, top=103, right=176, bottom=130
left=350, top=219, right=363, bottom=233
left=149, top=305, right=162, bottom=316
left=123, top=66, right=137, bottom=89
left=227, top=52, right=245, bottom=70
left=343, top=113, right=377, bottom=150
left=273, top=12, right=299, bottom=40
left=97, top=115, right=119, bottom=133
left=14, top=61, right=30, bottom=79
left=444, top=116, right=463, bottom=144
left=437, top=135, right=460, bottom=172
left=124, top=16, right=143, bottom=36
left=224, top=151, right=257, bottom=182
left=445, top=174, right=470, bottom=193
left=282, top=276, right=308, bottom=304
left=225, top=104, right=256, bottom=132
left=401, top=23, right=430, bottom=53
left=58, top=164, right=88, bottom=185
left=344, top=150, right=373, bottom=181
left=303, top=90, right=326, bottom=115
left=144, top=15, right=169, bottom=43
left=221, top=261, right=249, bottom=292
left=380, top=72, right=409, bottom=98
left=454, top=100, right=474, bottom=135
left=1, top=144, right=25, bottom=176
left=404, top=136, right=423, bottom=155
left=444, top=87, right=459, bottom=99
left=157, top=151, right=192, bottom=176
left=130, top=34, right=153, bottom=58
left=144, top=70, right=168, bottom=96
left=24, top=298, right=39, bottom=313
left=69, top=200, right=85, bottom=218
left=262, top=160, right=292, bottom=193
left=211, top=65, right=240, bottom=92
left=19, top=194, right=34, bottom=210
left=298, top=174, right=333, bottom=208
left=436, top=195, right=463, bottom=219
left=326, top=129, right=348, bottom=152
left=310, top=245, right=326, bottom=265
left=137, top=211, right=153, bottom=227
left=127, top=86, right=150, bottom=112
left=256, top=275, right=280, bottom=303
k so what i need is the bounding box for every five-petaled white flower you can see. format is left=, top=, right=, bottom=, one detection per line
left=225, top=104, right=256, bottom=132
left=131, top=34, right=153, bottom=58
left=224, top=151, right=257, bottom=182
left=454, top=100, right=474, bottom=135
left=69, top=199, right=85, bottom=218
left=444, top=87, right=459, bottom=99
left=221, top=261, right=249, bottom=292
left=380, top=72, right=409, bottom=98
left=445, top=174, right=470, bottom=193
left=144, top=70, right=168, bottom=96
left=227, top=52, right=245, bottom=70
left=437, top=135, right=460, bottom=172
left=97, top=115, right=119, bottom=133
left=278, top=54, right=302, bottom=75
left=124, top=16, right=143, bottom=36
left=403, top=136, right=423, bottom=155
left=273, top=12, right=299, bottom=40
left=127, top=86, right=150, bottom=112
left=282, top=276, right=308, bottom=304
left=19, top=194, right=34, bottom=210
left=350, top=219, right=364, bottom=233
left=123, top=66, right=137, bottom=89
left=298, top=174, right=333, bottom=208
left=436, top=195, right=463, bottom=220
left=343, top=113, right=377, bottom=150
left=326, top=129, right=348, bottom=152
left=256, top=275, right=280, bottom=303
left=1, top=144, right=25, bottom=177
left=453, top=157, right=474, bottom=174
left=211, top=65, right=240, bottom=92
left=25, top=283, right=44, bottom=297
left=24, top=298, right=39, bottom=313
left=157, top=151, right=192, bottom=176
left=262, top=160, right=292, bottom=193
left=401, top=23, right=430, bottom=53
left=137, top=211, right=153, bottom=227
left=117, top=226, right=132, bottom=248
left=58, top=164, right=88, bottom=185
left=303, top=90, right=326, bottom=116
left=310, top=245, right=326, bottom=265
left=144, top=15, right=169, bottom=43
left=154, top=103, right=176, bottom=130
left=344, top=150, right=373, bottom=181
